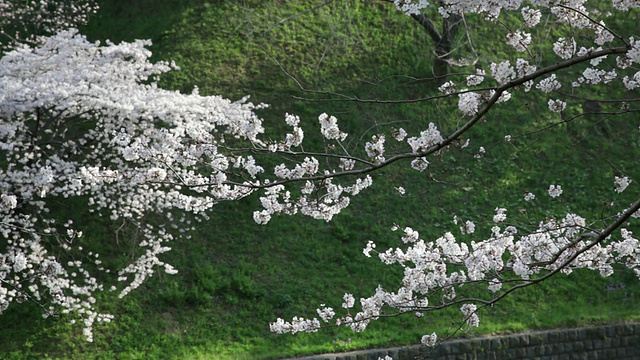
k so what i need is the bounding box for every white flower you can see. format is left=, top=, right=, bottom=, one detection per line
left=365, top=135, right=386, bottom=163
left=490, top=61, right=516, bottom=84
left=393, top=0, right=429, bottom=15
left=614, top=176, right=632, bottom=193
left=548, top=99, right=566, bottom=113
left=269, top=317, right=320, bottom=334
left=627, top=37, right=640, bottom=64
left=406, top=123, right=443, bottom=153
left=421, top=332, right=438, bottom=347
left=522, top=7, right=541, bottom=28
left=581, top=68, right=617, bottom=84
left=506, top=30, right=532, bottom=52
left=460, top=220, right=476, bottom=234
left=548, top=184, right=563, bottom=198
left=466, top=69, right=485, bottom=86
left=146, top=167, right=167, bottom=181
left=460, top=304, right=479, bottom=327
left=0, top=194, right=17, bottom=210
left=253, top=210, right=272, bottom=224
left=474, top=146, right=486, bottom=159
left=488, top=278, right=502, bottom=292
left=536, top=74, right=562, bottom=93
left=12, top=252, right=28, bottom=272
left=342, top=293, right=355, bottom=309
left=339, top=158, right=356, bottom=171
left=410, top=158, right=429, bottom=172
left=524, top=192, right=536, bottom=201
left=493, top=208, right=507, bottom=223
left=285, top=113, right=300, bottom=126
left=318, top=113, right=347, bottom=141
left=363, top=241, right=376, bottom=257
left=497, top=91, right=512, bottom=103
left=458, top=91, right=481, bottom=115
left=623, top=72, right=640, bottom=90
left=393, top=128, right=407, bottom=141
left=284, top=126, right=304, bottom=148
left=594, top=21, right=614, bottom=45
left=402, top=227, right=420, bottom=243
left=553, top=37, right=576, bottom=59
left=438, top=80, right=456, bottom=94
left=316, top=305, right=335, bottom=323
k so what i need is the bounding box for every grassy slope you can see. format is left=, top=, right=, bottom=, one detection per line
left=1, top=1, right=639, bottom=359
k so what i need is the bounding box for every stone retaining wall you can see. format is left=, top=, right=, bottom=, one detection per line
left=283, top=322, right=640, bottom=360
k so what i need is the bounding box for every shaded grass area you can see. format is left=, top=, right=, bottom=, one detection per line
left=1, top=0, right=640, bottom=359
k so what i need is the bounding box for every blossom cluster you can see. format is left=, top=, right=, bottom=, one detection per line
left=5, top=0, right=640, bottom=347
left=272, top=181, right=640, bottom=347
left=0, top=0, right=98, bottom=51
left=0, top=27, right=456, bottom=339
left=398, top=0, right=640, bottom=121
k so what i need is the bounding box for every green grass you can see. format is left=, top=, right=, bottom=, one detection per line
left=1, top=0, right=640, bottom=359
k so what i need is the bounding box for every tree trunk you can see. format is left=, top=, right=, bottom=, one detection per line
left=410, top=12, right=462, bottom=78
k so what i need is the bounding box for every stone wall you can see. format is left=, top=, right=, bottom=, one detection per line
left=282, top=322, right=640, bottom=360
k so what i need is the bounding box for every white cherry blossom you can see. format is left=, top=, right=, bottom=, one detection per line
left=5, top=0, right=640, bottom=348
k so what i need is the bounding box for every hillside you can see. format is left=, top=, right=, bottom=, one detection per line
left=1, top=1, right=639, bottom=359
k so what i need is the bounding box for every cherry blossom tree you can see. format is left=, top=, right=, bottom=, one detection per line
left=1, top=0, right=640, bottom=349
left=0, top=28, right=376, bottom=341
left=0, top=0, right=98, bottom=50
left=269, top=0, right=640, bottom=349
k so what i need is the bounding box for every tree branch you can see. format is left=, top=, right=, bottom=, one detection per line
left=175, top=46, right=632, bottom=192
left=411, top=13, right=442, bottom=43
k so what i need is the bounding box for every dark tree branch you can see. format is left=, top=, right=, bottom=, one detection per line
left=164, top=46, right=631, bottom=193
left=410, top=12, right=442, bottom=43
